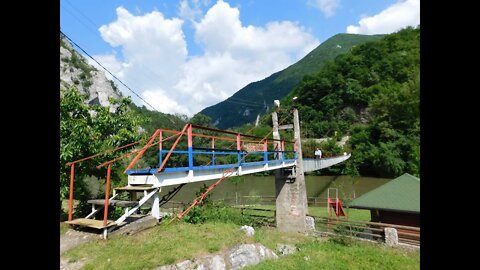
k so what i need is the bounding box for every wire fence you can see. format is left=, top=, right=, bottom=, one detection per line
left=159, top=199, right=419, bottom=247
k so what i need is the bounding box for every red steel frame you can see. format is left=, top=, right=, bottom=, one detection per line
left=65, top=123, right=295, bottom=225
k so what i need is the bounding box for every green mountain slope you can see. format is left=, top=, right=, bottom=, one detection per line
left=278, top=27, right=420, bottom=178
left=199, top=33, right=384, bottom=129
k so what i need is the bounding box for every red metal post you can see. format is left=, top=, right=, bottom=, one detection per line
left=155, top=124, right=189, bottom=173
left=159, top=131, right=163, bottom=166
left=159, top=131, right=163, bottom=151
left=236, top=134, right=241, bottom=150
left=187, top=124, right=193, bottom=170
left=263, top=139, right=268, bottom=162
left=211, top=137, right=215, bottom=165
left=187, top=124, right=193, bottom=148
left=68, top=163, right=75, bottom=221
left=237, top=134, right=242, bottom=164
left=103, top=164, right=112, bottom=226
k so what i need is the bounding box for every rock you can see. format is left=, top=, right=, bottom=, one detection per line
left=277, top=244, right=296, bottom=256
left=209, top=255, right=226, bottom=270
left=196, top=255, right=226, bottom=270
left=60, top=35, right=122, bottom=112
left=154, top=243, right=276, bottom=270
left=305, top=216, right=315, bottom=231
left=227, top=244, right=278, bottom=270
left=384, top=227, right=399, bottom=246
left=175, top=260, right=195, bottom=270
left=154, top=265, right=176, bottom=270
left=240, top=225, right=255, bottom=237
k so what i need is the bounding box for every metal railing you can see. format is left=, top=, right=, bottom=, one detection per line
left=125, top=124, right=297, bottom=175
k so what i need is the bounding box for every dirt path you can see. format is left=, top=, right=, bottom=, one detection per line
left=60, top=229, right=100, bottom=254
left=60, top=229, right=100, bottom=270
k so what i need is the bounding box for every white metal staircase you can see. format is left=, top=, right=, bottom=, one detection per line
left=66, top=184, right=161, bottom=238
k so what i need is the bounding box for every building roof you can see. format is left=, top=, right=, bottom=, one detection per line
left=348, top=173, right=420, bottom=213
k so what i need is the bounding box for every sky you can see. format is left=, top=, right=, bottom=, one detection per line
left=60, top=0, right=420, bottom=117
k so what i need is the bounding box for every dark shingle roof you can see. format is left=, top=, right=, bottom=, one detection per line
left=348, top=173, right=419, bottom=213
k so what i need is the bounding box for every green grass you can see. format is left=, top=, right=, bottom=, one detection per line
left=62, top=206, right=418, bottom=270
left=253, top=227, right=309, bottom=251
left=60, top=222, right=71, bottom=235
left=245, top=239, right=420, bottom=270
left=308, top=206, right=371, bottom=222
left=63, top=221, right=254, bottom=270
left=243, top=205, right=371, bottom=222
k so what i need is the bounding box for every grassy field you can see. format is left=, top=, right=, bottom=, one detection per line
left=246, top=238, right=420, bottom=270
left=241, top=205, right=371, bottom=222
left=62, top=219, right=419, bottom=270
left=63, top=222, right=254, bottom=270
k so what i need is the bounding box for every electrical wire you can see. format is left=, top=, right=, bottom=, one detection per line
left=60, top=30, right=162, bottom=112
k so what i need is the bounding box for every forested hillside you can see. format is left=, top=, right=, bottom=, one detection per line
left=200, top=33, right=384, bottom=129
left=277, top=27, right=420, bottom=178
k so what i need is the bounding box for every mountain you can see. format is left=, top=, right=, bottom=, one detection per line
left=199, top=33, right=384, bottom=129
left=283, top=27, right=420, bottom=178
left=60, top=34, right=122, bottom=110
left=60, top=34, right=186, bottom=133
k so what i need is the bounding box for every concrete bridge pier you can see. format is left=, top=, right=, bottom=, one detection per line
left=275, top=168, right=307, bottom=232
left=273, top=109, right=308, bottom=233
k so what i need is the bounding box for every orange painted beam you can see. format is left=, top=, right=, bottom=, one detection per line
left=155, top=123, right=189, bottom=174
left=124, top=129, right=160, bottom=172
left=103, top=164, right=112, bottom=226
left=68, top=163, right=74, bottom=221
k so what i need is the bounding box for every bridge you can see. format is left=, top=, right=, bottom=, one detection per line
left=66, top=117, right=350, bottom=238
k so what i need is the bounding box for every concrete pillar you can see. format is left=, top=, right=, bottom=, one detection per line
left=293, top=109, right=309, bottom=215
left=384, top=227, right=399, bottom=246
left=273, top=110, right=307, bottom=233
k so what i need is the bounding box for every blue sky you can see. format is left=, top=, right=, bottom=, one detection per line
left=60, top=0, right=419, bottom=116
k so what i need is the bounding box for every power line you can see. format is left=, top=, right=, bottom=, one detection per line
left=222, top=98, right=264, bottom=107
left=227, top=96, right=265, bottom=106
left=63, top=0, right=100, bottom=30
left=60, top=30, right=161, bottom=112
left=60, top=4, right=182, bottom=109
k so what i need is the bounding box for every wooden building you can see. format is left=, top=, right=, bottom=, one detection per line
left=348, top=173, right=420, bottom=243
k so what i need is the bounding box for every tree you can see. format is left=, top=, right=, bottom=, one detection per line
left=281, top=27, right=420, bottom=178
left=190, top=113, right=213, bottom=127
left=60, top=87, right=146, bottom=218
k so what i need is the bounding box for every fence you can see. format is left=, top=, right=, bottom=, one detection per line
left=207, top=196, right=348, bottom=207
left=159, top=199, right=420, bottom=247
left=311, top=215, right=420, bottom=246
left=233, top=206, right=420, bottom=247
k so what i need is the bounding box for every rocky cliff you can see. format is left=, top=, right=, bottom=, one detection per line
left=60, top=35, right=122, bottom=109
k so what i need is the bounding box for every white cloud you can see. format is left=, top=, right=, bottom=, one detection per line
left=346, top=0, right=420, bottom=34
left=308, top=0, right=340, bottom=17
left=95, top=1, right=319, bottom=116
left=87, top=54, right=124, bottom=80
left=178, top=0, right=204, bottom=21
left=142, top=89, right=191, bottom=115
